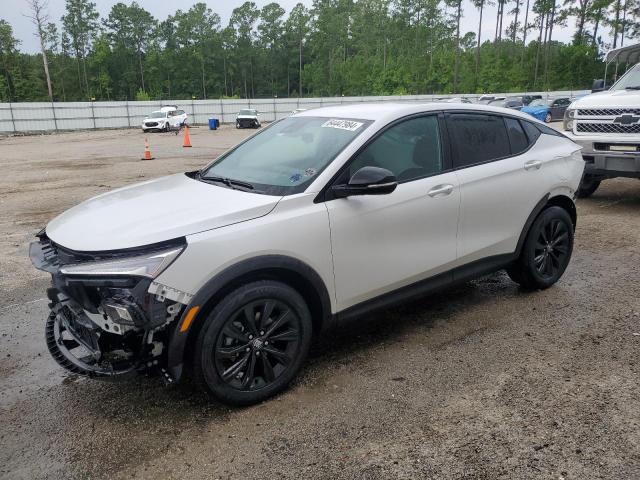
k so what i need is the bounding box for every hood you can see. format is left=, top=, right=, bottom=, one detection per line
left=46, top=173, right=281, bottom=252
left=571, top=89, right=640, bottom=108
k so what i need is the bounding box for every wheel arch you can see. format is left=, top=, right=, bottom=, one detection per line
left=166, top=255, right=333, bottom=381
left=515, top=193, right=577, bottom=257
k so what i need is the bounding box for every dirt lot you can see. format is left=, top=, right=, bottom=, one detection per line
left=1, top=125, right=639, bottom=480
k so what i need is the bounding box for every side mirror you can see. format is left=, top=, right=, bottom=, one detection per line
left=331, top=166, right=397, bottom=198
left=592, top=79, right=605, bottom=93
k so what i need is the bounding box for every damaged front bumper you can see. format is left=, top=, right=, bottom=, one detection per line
left=30, top=231, right=188, bottom=381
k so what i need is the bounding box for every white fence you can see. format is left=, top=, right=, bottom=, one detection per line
left=0, top=91, right=589, bottom=134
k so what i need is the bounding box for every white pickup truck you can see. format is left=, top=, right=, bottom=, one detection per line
left=564, top=43, right=640, bottom=197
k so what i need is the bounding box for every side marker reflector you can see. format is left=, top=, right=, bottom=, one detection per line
left=180, top=306, right=200, bottom=333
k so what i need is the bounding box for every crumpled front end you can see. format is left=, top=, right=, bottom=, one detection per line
left=30, top=231, right=187, bottom=381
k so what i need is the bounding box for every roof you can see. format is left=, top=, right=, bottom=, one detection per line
left=295, top=102, right=537, bottom=123
left=605, top=43, right=640, bottom=64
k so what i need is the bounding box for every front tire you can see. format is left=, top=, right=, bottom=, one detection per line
left=192, top=281, right=313, bottom=405
left=507, top=206, right=574, bottom=290
left=544, top=112, right=552, bottom=123
left=577, top=176, right=601, bottom=198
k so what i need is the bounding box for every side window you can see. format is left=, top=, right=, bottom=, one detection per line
left=177, top=110, right=185, bottom=115
left=347, top=115, right=443, bottom=182
left=505, top=118, right=529, bottom=155
left=447, top=113, right=510, bottom=168
left=521, top=121, right=542, bottom=144
left=168, top=110, right=176, bottom=117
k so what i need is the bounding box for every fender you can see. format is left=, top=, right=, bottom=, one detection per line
left=515, top=194, right=549, bottom=257
left=165, top=255, right=333, bottom=382
left=514, top=192, right=576, bottom=257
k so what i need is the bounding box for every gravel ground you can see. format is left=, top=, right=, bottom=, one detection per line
left=1, top=125, right=639, bottom=479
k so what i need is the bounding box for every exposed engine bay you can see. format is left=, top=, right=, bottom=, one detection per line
left=30, top=231, right=187, bottom=379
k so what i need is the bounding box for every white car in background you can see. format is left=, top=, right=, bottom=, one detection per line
left=31, top=103, right=584, bottom=406
left=142, top=106, right=188, bottom=133
left=236, top=108, right=261, bottom=129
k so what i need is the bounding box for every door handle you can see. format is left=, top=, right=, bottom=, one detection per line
left=428, top=184, right=454, bottom=197
left=524, top=160, right=542, bottom=170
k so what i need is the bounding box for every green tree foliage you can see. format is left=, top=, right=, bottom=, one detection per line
left=0, top=0, right=638, bottom=101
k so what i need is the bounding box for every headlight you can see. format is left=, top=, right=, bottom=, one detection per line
left=563, top=108, right=576, bottom=131
left=60, top=247, right=184, bottom=278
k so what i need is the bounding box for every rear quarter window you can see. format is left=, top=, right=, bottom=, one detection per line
left=521, top=120, right=542, bottom=144
left=505, top=118, right=529, bottom=155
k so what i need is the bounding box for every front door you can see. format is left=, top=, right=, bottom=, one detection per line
left=325, top=114, right=460, bottom=312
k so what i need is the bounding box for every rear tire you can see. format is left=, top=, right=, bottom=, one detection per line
left=507, top=206, right=574, bottom=290
left=192, top=281, right=313, bottom=405
left=577, top=176, right=601, bottom=198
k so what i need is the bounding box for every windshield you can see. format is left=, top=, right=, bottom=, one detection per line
left=148, top=111, right=166, bottom=118
left=528, top=99, right=548, bottom=107
left=488, top=100, right=506, bottom=106
left=239, top=109, right=257, bottom=116
left=200, top=116, right=372, bottom=195
left=611, top=63, right=640, bottom=90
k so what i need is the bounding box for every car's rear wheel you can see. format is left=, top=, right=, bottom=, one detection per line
left=544, top=112, right=552, bottom=123
left=576, top=176, right=601, bottom=198
left=192, top=281, right=312, bottom=405
left=507, top=206, right=574, bottom=290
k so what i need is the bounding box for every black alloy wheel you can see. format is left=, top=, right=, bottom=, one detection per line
left=193, top=281, right=312, bottom=405
left=507, top=206, right=574, bottom=289
left=532, top=217, right=570, bottom=280
left=214, top=299, right=301, bottom=391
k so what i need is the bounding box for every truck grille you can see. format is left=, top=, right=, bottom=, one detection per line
left=145, top=122, right=158, bottom=127
left=576, top=123, right=640, bottom=134
left=578, top=108, right=640, bottom=116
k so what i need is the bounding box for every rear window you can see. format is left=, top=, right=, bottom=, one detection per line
left=505, top=118, right=529, bottom=154
left=447, top=113, right=510, bottom=168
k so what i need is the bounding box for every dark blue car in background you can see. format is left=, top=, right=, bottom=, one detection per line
left=521, top=97, right=572, bottom=123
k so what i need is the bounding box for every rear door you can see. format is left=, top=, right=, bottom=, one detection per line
left=446, top=113, right=548, bottom=266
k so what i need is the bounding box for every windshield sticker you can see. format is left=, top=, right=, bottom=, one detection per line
left=304, top=168, right=317, bottom=177
left=321, top=119, right=364, bottom=131
left=289, top=173, right=303, bottom=183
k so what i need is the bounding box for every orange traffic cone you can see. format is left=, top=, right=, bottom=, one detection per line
left=141, top=137, right=154, bottom=160
left=182, top=125, right=192, bottom=148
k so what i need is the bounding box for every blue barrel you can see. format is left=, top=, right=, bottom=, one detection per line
left=208, top=118, right=217, bottom=130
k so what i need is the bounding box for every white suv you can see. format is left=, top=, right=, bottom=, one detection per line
left=30, top=104, right=584, bottom=405
left=142, top=106, right=187, bottom=133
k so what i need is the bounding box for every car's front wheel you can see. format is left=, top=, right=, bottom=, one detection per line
left=544, top=112, right=552, bottom=123
left=192, top=281, right=313, bottom=405
left=507, top=206, right=574, bottom=290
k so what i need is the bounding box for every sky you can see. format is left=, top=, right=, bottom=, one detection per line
left=3, top=0, right=591, bottom=54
